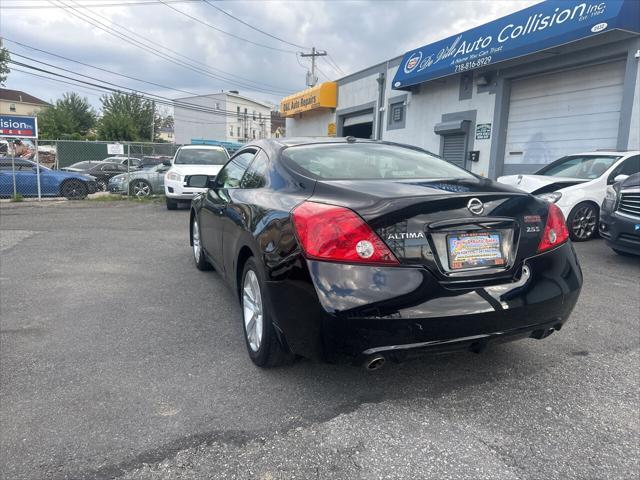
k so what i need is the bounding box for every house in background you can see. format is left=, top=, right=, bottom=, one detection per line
left=157, top=127, right=175, bottom=143
left=0, top=89, right=50, bottom=116
left=271, top=111, right=285, bottom=138
left=174, top=90, right=273, bottom=145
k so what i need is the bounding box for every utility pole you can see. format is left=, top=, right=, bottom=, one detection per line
left=300, top=47, right=327, bottom=87
left=150, top=101, right=156, bottom=142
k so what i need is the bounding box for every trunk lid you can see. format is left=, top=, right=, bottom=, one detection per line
left=310, top=177, right=551, bottom=283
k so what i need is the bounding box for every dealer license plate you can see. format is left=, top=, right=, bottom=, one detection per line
left=447, top=232, right=506, bottom=270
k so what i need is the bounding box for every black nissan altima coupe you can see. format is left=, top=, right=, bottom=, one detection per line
left=187, top=138, right=582, bottom=369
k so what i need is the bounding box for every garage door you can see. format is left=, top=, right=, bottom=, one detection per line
left=442, top=133, right=466, bottom=168
left=503, top=60, right=625, bottom=174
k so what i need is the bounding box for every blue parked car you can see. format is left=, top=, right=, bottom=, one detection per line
left=0, top=157, right=97, bottom=199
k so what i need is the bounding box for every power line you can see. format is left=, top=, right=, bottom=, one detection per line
left=324, top=54, right=345, bottom=76
left=7, top=45, right=203, bottom=97
left=47, top=0, right=292, bottom=95
left=201, top=0, right=310, bottom=50
left=157, top=0, right=298, bottom=54
left=62, top=0, right=292, bottom=94
left=10, top=66, right=109, bottom=98
left=9, top=59, right=270, bottom=119
left=66, top=0, right=293, bottom=92
left=1, top=0, right=200, bottom=9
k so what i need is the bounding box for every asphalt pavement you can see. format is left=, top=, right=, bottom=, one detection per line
left=1, top=201, right=638, bottom=480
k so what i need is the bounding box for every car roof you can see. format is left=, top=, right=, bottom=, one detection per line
left=254, top=137, right=378, bottom=148
left=179, top=145, right=226, bottom=150
left=566, top=150, right=639, bottom=157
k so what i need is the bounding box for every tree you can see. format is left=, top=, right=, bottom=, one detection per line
left=37, top=92, right=97, bottom=139
left=0, top=40, right=10, bottom=86
left=98, top=93, right=155, bottom=141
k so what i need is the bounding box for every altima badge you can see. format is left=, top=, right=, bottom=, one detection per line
left=467, top=198, right=484, bottom=215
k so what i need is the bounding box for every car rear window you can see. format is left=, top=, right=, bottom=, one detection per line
left=174, top=148, right=228, bottom=165
left=283, top=143, right=474, bottom=180
left=536, top=155, right=621, bottom=179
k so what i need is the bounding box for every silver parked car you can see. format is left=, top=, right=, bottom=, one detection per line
left=108, top=164, right=170, bottom=197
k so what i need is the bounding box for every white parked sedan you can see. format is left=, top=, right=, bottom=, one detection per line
left=164, top=145, right=229, bottom=210
left=498, top=151, right=640, bottom=241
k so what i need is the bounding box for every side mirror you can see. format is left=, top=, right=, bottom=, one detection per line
left=162, top=159, right=172, bottom=167
left=614, top=174, right=629, bottom=184
left=186, top=174, right=211, bottom=188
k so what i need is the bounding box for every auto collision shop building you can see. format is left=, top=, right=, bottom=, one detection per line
left=282, top=0, right=640, bottom=179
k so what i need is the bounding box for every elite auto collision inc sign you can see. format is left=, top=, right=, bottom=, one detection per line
left=0, top=115, right=38, bottom=139
left=392, top=0, right=640, bottom=89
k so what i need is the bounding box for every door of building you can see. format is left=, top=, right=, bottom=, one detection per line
left=442, top=133, right=467, bottom=168
left=503, top=60, right=626, bottom=174
left=342, top=111, right=374, bottom=139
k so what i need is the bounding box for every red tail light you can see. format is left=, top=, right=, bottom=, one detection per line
left=537, top=203, right=569, bottom=253
left=292, top=201, right=399, bottom=265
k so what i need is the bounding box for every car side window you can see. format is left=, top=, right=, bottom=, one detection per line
left=101, top=164, right=114, bottom=171
left=240, top=150, right=269, bottom=189
left=609, top=155, right=640, bottom=182
left=117, top=164, right=128, bottom=172
left=216, top=150, right=256, bottom=189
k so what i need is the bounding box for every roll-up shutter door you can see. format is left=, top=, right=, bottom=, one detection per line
left=343, top=111, right=374, bottom=127
left=504, top=60, right=625, bottom=173
left=442, top=133, right=466, bottom=168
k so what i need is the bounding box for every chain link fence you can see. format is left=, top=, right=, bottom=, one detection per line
left=0, top=139, right=183, bottom=200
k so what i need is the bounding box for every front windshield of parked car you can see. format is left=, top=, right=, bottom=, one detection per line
left=536, top=155, right=620, bottom=179
left=283, top=143, right=474, bottom=180
left=174, top=148, right=228, bottom=165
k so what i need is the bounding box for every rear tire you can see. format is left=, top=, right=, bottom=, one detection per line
left=191, top=215, right=212, bottom=271
left=166, top=198, right=178, bottom=210
left=60, top=180, right=88, bottom=200
left=130, top=179, right=152, bottom=198
left=567, top=202, right=598, bottom=241
left=241, top=258, right=293, bottom=368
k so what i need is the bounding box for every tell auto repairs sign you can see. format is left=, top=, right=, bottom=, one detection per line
left=0, top=115, right=38, bottom=139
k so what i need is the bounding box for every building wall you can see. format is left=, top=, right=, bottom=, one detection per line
left=284, top=36, right=640, bottom=179
left=383, top=66, right=496, bottom=177
left=0, top=101, right=47, bottom=116
left=174, top=95, right=227, bottom=145
left=224, top=94, right=272, bottom=143
left=174, top=93, right=272, bottom=145
left=285, top=109, right=334, bottom=137
left=626, top=46, right=640, bottom=150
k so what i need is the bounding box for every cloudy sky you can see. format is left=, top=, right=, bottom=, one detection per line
left=1, top=0, right=538, bottom=111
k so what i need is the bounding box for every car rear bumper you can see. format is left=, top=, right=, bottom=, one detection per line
left=599, top=211, right=640, bottom=255
left=265, top=241, right=582, bottom=362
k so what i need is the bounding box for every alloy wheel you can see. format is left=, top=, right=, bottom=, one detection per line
left=192, top=219, right=201, bottom=260
left=571, top=205, right=597, bottom=240
left=97, top=180, right=107, bottom=192
left=242, top=270, right=263, bottom=352
left=132, top=181, right=151, bottom=197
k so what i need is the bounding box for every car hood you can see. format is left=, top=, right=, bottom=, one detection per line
left=168, top=164, right=223, bottom=176
left=497, top=174, right=588, bottom=195
left=110, top=171, right=152, bottom=182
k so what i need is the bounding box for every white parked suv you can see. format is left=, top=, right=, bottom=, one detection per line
left=498, top=151, right=640, bottom=241
left=164, top=145, right=230, bottom=210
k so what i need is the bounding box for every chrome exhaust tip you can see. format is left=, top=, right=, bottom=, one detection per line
left=364, top=354, right=386, bottom=371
